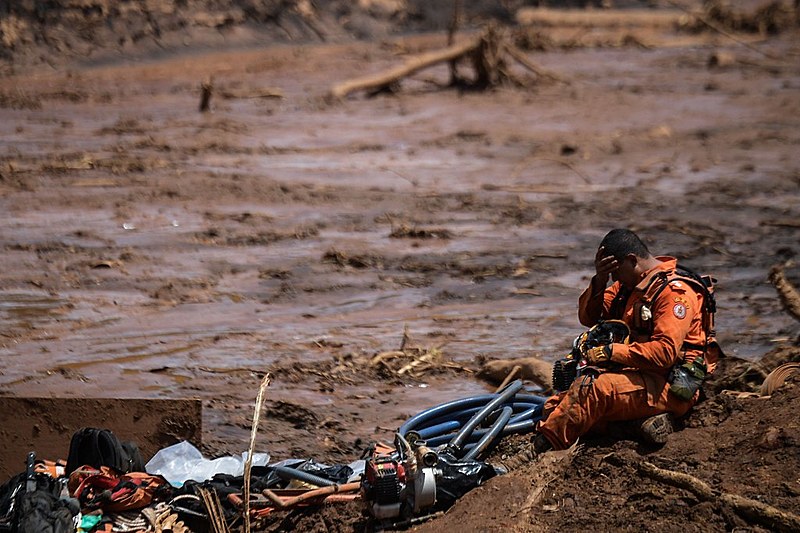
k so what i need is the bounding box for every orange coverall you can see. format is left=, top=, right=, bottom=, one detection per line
left=538, top=257, right=716, bottom=450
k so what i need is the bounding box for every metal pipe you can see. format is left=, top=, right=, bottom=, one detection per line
left=463, top=405, right=513, bottom=461
left=446, top=380, right=523, bottom=457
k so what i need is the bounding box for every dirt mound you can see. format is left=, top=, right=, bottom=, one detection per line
left=250, top=347, right=800, bottom=532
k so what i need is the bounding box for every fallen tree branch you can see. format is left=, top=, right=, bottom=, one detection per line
left=219, top=88, right=284, bottom=100
left=666, top=0, right=781, bottom=60
left=329, top=25, right=566, bottom=99
left=637, top=460, right=800, bottom=532
left=769, top=264, right=800, bottom=322
left=494, top=364, right=521, bottom=393
left=328, top=38, right=480, bottom=99
left=503, top=44, right=569, bottom=84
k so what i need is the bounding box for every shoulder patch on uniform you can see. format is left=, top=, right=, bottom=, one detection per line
left=673, top=303, right=687, bottom=319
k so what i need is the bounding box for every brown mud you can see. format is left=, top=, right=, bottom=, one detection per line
left=1, top=0, right=800, bottom=531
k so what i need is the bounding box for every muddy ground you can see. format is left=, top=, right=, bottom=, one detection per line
left=1, top=0, right=800, bottom=531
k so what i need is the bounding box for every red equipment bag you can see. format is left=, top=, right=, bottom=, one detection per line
left=68, top=465, right=170, bottom=513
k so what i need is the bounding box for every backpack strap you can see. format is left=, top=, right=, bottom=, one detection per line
left=642, top=264, right=718, bottom=358
left=608, top=286, right=632, bottom=320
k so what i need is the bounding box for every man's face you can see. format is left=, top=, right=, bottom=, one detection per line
left=612, top=255, right=639, bottom=289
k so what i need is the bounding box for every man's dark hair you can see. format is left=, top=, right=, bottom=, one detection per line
left=599, top=229, right=651, bottom=260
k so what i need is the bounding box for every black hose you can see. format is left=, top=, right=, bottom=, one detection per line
left=446, top=380, right=523, bottom=457
left=272, top=465, right=334, bottom=487
left=463, top=405, right=513, bottom=461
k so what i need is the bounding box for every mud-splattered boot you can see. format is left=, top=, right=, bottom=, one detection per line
left=638, top=413, right=674, bottom=445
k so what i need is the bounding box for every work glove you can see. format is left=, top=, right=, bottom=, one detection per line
left=585, top=344, right=612, bottom=365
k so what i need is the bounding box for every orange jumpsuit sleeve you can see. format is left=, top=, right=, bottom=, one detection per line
left=610, top=283, right=698, bottom=372
left=578, top=277, right=620, bottom=327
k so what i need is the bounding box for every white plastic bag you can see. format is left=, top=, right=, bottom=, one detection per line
left=145, top=440, right=270, bottom=486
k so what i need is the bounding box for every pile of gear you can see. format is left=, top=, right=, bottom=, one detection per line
left=0, top=380, right=547, bottom=532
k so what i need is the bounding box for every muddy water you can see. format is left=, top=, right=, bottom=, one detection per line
left=1, top=31, right=799, bottom=460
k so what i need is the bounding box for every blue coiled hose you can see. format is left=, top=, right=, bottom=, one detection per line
left=398, top=381, right=548, bottom=460
left=423, top=416, right=539, bottom=447
left=399, top=394, right=546, bottom=438
left=422, top=402, right=541, bottom=428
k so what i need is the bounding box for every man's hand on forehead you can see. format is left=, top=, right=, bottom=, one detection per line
left=595, top=246, right=619, bottom=276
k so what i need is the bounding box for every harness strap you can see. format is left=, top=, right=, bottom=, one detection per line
left=608, top=286, right=631, bottom=319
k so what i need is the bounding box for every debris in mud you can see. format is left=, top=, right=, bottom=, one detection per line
left=270, top=327, right=473, bottom=392
left=328, top=24, right=566, bottom=99
left=370, top=328, right=471, bottom=378
left=760, top=362, right=800, bottom=395
left=199, top=77, right=213, bottom=113
left=0, top=89, right=41, bottom=110
left=478, top=355, right=552, bottom=393
left=322, top=248, right=383, bottom=269
left=770, top=263, right=800, bottom=323
left=388, top=222, right=452, bottom=239
left=219, top=87, right=284, bottom=100
left=683, top=0, right=799, bottom=36
left=619, top=453, right=800, bottom=532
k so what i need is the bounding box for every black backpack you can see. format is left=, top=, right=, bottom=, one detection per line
left=15, top=486, right=77, bottom=533
left=65, top=428, right=145, bottom=476
left=0, top=455, right=78, bottom=533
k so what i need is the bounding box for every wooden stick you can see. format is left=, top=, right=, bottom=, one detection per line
left=199, top=77, right=213, bottom=112
left=329, top=38, right=480, bottom=99
left=200, top=487, right=230, bottom=533
left=447, top=0, right=463, bottom=84
left=638, top=461, right=800, bottom=532
left=243, top=374, right=271, bottom=533
left=495, top=365, right=522, bottom=393
left=397, top=352, right=434, bottom=375
left=504, top=44, right=569, bottom=84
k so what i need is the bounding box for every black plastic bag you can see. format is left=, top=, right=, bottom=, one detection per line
left=431, top=453, right=497, bottom=510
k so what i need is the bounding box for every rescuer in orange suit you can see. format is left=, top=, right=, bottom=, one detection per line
left=531, top=229, right=720, bottom=453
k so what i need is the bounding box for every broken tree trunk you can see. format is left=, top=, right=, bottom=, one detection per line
left=637, top=460, right=800, bottom=532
